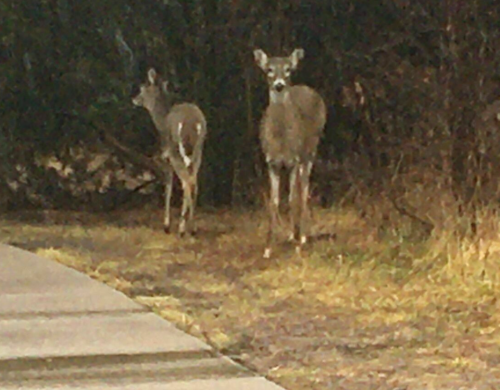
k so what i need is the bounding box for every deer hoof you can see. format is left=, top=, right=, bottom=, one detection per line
left=288, top=231, right=301, bottom=242
left=163, top=225, right=171, bottom=234
left=178, top=220, right=187, bottom=237
left=189, top=224, right=198, bottom=237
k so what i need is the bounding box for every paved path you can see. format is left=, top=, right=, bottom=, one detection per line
left=0, top=244, right=286, bottom=389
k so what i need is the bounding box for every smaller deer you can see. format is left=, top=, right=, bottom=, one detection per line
left=254, top=48, right=327, bottom=258
left=133, top=68, right=207, bottom=236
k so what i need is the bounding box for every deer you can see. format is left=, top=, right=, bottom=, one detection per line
left=132, top=68, right=207, bottom=236
left=253, top=48, right=327, bottom=258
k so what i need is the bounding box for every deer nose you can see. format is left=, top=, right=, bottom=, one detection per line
left=274, top=80, right=286, bottom=92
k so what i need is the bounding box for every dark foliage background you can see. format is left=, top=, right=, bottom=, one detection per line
left=2, top=0, right=500, bottom=220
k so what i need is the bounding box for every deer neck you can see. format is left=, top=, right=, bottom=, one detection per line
left=149, top=94, right=172, bottom=129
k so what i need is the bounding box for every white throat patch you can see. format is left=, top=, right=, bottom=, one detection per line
left=270, top=89, right=289, bottom=103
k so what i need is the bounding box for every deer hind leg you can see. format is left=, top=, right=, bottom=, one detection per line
left=163, top=165, right=174, bottom=234
left=288, top=165, right=301, bottom=242
left=179, top=178, right=193, bottom=237
left=264, top=164, right=280, bottom=258
left=188, top=176, right=198, bottom=235
left=298, top=161, right=313, bottom=247
left=189, top=156, right=204, bottom=235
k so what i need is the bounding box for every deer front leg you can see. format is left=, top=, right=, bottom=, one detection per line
left=288, top=165, right=300, bottom=242
left=264, top=164, right=280, bottom=258
left=298, top=162, right=313, bottom=247
left=163, top=165, right=174, bottom=234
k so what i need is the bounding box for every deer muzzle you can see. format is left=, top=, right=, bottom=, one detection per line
left=273, top=79, right=286, bottom=92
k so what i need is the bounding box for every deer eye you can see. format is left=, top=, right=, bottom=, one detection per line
left=267, top=68, right=274, bottom=76
left=284, top=67, right=291, bottom=75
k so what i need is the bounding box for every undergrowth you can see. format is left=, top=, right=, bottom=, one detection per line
left=1, top=199, right=500, bottom=389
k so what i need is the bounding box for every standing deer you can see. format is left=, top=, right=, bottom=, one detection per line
left=132, top=68, right=207, bottom=236
left=254, top=48, right=327, bottom=258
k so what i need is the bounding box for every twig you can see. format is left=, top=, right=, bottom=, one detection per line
left=100, top=130, right=166, bottom=181
left=388, top=195, right=434, bottom=234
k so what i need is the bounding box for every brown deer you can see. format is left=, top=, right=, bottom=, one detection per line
left=132, top=68, right=207, bottom=236
left=254, top=48, right=327, bottom=258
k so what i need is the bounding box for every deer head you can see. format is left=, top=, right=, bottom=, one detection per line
left=253, top=48, right=304, bottom=93
left=132, top=68, right=169, bottom=111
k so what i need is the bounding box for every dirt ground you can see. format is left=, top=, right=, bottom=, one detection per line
left=2, top=206, right=500, bottom=390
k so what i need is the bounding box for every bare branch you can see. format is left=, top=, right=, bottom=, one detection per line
left=388, top=195, right=434, bottom=234
left=100, top=129, right=166, bottom=181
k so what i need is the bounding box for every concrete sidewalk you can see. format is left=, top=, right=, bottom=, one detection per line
left=0, top=244, right=285, bottom=389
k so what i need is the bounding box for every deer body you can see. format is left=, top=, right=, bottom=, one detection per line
left=254, top=49, right=327, bottom=258
left=133, top=69, right=206, bottom=235
left=260, top=85, right=325, bottom=167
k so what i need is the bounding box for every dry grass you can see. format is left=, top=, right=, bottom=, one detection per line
left=2, top=203, right=500, bottom=389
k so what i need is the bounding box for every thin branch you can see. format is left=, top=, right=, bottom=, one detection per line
left=100, top=129, right=166, bottom=181
left=388, top=195, right=434, bottom=234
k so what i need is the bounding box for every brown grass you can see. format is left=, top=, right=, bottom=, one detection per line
left=2, top=203, right=500, bottom=389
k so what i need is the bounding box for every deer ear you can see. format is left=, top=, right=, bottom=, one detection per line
left=290, top=48, right=305, bottom=69
left=148, top=68, right=157, bottom=84
left=253, top=49, right=268, bottom=70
